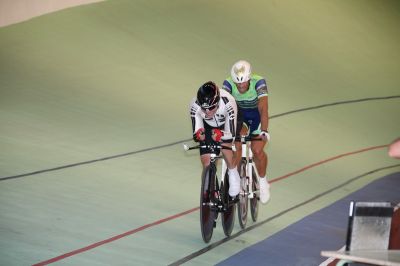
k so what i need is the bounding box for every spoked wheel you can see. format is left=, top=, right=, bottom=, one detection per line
left=237, top=160, right=248, bottom=229
left=221, top=170, right=236, bottom=237
left=200, top=165, right=217, bottom=243
left=250, top=165, right=259, bottom=222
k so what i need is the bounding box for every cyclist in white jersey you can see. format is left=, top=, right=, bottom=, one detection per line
left=189, top=81, right=240, bottom=197
left=223, top=60, right=271, bottom=204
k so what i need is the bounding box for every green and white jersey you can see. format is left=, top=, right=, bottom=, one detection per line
left=222, top=74, right=268, bottom=110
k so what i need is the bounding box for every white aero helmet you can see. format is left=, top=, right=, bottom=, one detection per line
left=231, top=60, right=252, bottom=83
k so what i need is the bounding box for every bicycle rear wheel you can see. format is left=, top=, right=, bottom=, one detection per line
left=200, top=165, right=217, bottom=243
left=250, top=165, right=259, bottom=222
left=237, top=159, right=248, bottom=229
left=221, top=170, right=235, bottom=237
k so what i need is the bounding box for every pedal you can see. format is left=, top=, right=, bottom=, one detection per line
left=213, top=220, right=216, bottom=228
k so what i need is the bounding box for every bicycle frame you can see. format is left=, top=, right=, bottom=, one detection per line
left=238, top=135, right=263, bottom=226
left=184, top=141, right=236, bottom=241
left=243, top=137, right=261, bottom=199
left=223, top=136, right=261, bottom=198
left=207, top=146, right=237, bottom=213
left=233, top=135, right=260, bottom=196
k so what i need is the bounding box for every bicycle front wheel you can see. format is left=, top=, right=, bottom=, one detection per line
left=200, top=165, right=217, bottom=243
left=250, top=165, right=259, bottom=222
left=237, top=159, right=248, bottom=229
left=221, top=170, right=236, bottom=237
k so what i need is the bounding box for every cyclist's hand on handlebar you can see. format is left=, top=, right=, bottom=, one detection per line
left=260, top=130, right=270, bottom=142
left=194, top=128, right=206, bottom=142
left=211, top=129, right=224, bottom=142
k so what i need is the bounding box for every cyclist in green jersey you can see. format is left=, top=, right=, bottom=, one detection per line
left=222, top=60, right=271, bottom=204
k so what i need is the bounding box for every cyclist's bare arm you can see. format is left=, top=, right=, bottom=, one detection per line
left=257, top=96, right=269, bottom=132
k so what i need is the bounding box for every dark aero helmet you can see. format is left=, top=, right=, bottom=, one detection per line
left=197, top=81, right=220, bottom=110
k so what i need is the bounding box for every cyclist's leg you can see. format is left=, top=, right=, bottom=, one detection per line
left=250, top=138, right=267, bottom=177
left=247, top=112, right=267, bottom=177
left=250, top=143, right=270, bottom=204
left=221, top=142, right=240, bottom=197
left=221, top=143, right=235, bottom=169
left=200, top=154, right=211, bottom=168
left=249, top=115, right=270, bottom=204
left=199, top=122, right=220, bottom=167
left=234, top=142, right=241, bottom=168
left=214, top=118, right=240, bottom=198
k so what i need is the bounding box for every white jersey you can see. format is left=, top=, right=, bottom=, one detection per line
left=189, top=89, right=238, bottom=141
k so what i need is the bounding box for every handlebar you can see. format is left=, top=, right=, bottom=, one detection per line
left=183, top=142, right=234, bottom=152
left=234, top=135, right=263, bottom=142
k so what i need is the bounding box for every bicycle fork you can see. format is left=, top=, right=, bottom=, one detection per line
left=206, top=154, right=223, bottom=211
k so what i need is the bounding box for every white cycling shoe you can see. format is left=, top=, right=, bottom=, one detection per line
left=228, top=168, right=240, bottom=197
left=259, top=177, right=270, bottom=204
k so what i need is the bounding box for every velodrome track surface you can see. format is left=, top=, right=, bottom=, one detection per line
left=1, top=1, right=400, bottom=265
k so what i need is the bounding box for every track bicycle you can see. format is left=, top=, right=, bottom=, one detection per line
left=234, top=135, right=262, bottom=229
left=183, top=141, right=237, bottom=243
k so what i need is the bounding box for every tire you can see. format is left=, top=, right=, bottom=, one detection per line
left=200, top=165, right=217, bottom=243
left=237, top=159, right=248, bottom=229
left=221, top=169, right=236, bottom=237
left=250, top=165, right=259, bottom=222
